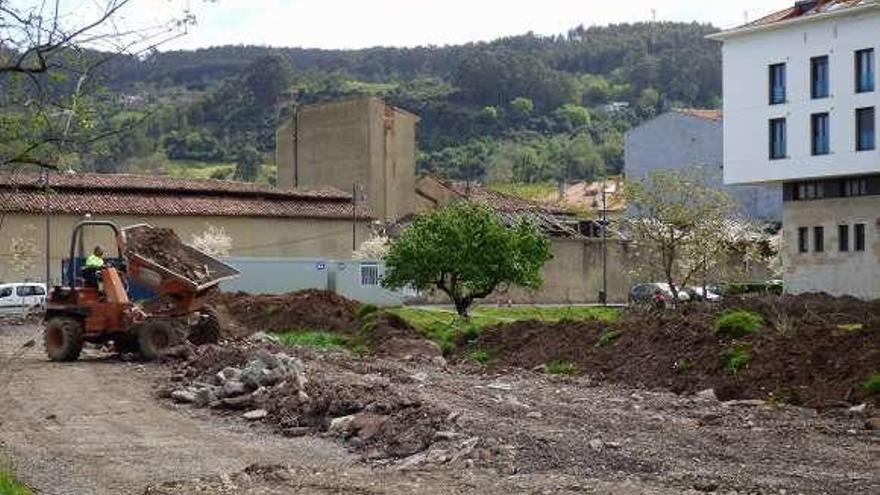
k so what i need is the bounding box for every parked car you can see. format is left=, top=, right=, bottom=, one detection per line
left=684, top=286, right=723, bottom=302
left=0, top=282, right=48, bottom=315
left=628, top=283, right=690, bottom=307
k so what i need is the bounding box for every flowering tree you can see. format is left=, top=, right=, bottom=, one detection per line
left=191, top=225, right=232, bottom=257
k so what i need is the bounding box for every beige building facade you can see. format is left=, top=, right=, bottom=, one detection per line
left=783, top=194, right=880, bottom=299
left=0, top=173, right=370, bottom=284
left=276, top=97, right=419, bottom=221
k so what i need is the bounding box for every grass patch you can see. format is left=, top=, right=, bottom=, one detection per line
left=466, top=350, right=491, bottom=364
left=864, top=373, right=880, bottom=395
left=0, top=466, right=33, bottom=495
left=715, top=310, right=764, bottom=338
left=389, top=305, right=620, bottom=354
left=546, top=360, right=579, bottom=376
left=837, top=323, right=865, bottom=332
left=277, top=330, right=347, bottom=349
left=724, top=345, right=753, bottom=375
left=595, top=329, right=620, bottom=348
left=357, top=303, right=379, bottom=320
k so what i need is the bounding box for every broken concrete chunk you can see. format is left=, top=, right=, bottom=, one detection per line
left=242, top=409, right=268, bottom=421
left=171, top=388, right=198, bottom=404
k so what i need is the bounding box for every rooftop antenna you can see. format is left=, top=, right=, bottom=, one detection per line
left=651, top=8, right=657, bottom=22
left=744, top=10, right=750, bottom=24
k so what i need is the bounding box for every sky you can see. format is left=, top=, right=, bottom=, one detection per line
left=111, top=0, right=796, bottom=51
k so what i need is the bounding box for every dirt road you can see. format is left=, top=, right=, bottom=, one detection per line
left=1, top=322, right=877, bottom=494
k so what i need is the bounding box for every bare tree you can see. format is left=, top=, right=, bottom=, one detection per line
left=0, top=0, right=202, bottom=170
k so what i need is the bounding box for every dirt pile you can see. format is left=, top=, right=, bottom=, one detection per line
left=125, top=226, right=210, bottom=282
left=362, top=312, right=444, bottom=361
left=468, top=294, right=880, bottom=408
left=208, top=290, right=361, bottom=338
left=167, top=344, right=452, bottom=460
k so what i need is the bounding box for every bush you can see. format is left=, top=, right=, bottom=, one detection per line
left=546, top=360, right=578, bottom=375
left=595, top=329, right=620, bottom=348
left=724, top=346, right=752, bottom=375
left=864, top=373, right=880, bottom=395
left=715, top=310, right=764, bottom=338
left=357, top=304, right=379, bottom=320
left=467, top=350, right=491, bottom=364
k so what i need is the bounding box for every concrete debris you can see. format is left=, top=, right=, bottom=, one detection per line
left=695, top=389, right=717, bottom=401
left=243, top=409, right=268, bottom=421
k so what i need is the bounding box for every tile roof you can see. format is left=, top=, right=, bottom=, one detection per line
left=0, top=172, right=371, bottom=220
left=718, top=0, right=877, bottom=34
left=672, top=108, right=723, bottom=122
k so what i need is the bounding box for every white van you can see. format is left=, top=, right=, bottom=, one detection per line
left=0, top=283, right=48, bottom=314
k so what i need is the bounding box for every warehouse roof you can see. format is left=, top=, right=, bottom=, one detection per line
left=0, top=172, right=372, bottom=220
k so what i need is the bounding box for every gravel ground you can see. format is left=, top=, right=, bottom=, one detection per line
left=1, top=322, right=877, bottom=494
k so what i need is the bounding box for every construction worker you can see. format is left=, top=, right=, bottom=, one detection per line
left=83, top=246, right=104, bottom=287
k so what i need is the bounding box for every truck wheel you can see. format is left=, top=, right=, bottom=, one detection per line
left=45, top=317, right=84, bottom=362
left=188, top=307, right=221, bottom=345
left=138, top=320, right=182, bottom=360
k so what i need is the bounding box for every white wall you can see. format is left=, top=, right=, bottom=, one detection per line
left=721, top=8, right=880, bottom=184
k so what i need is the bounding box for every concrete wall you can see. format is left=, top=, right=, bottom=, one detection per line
left=625, top=112, right=782, bottom=220
left=783, top=195, right=880, bottom=299
left=0, top=213, right=368, bottom=285
left=720, top=8, right=880, bottom=184
left=425, top=238, right=632, bottom=305
left=276, top=97, right=418, bottom=221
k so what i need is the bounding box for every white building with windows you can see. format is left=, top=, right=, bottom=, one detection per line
left=709, top=0, right=880, bottom=299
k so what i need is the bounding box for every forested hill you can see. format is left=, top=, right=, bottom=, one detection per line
left=79, top=22, right=722, bottom=185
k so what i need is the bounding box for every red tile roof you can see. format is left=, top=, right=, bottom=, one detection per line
left=0, top=172, right=372, bottom=220
left=673, top=108, right=723, bottom=122
left=734, top=0, right=875, bottom=30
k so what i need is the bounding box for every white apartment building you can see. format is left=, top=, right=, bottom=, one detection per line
left=709, top=0, right=880, bottom=299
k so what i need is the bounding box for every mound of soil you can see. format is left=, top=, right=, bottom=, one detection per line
left=361, top=312, right=444, bottom=361
left=469, top=294, right=880, bottom=408
left=125, top=226, right=210, bottom=282
left=208, top=290, right=361, bottom=338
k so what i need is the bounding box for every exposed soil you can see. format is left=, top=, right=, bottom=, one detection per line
left=467, top=293, right=880, bottom=408
left=125, top=226, right=212, bottom=282
left=208, top=289, right=362, bottom=338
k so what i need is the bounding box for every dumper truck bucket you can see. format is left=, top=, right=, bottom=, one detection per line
left=121, top=224, right=240, bottom=293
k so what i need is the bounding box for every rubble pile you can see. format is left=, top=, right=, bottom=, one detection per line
left=468, top=293, right=880, bottom=408
left=125, top=226, right=210, bottom=282
left=168, top=345, right=454, bottom=460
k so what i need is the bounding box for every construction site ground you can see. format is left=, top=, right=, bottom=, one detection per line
left=1, top=315, right=877, bottom=495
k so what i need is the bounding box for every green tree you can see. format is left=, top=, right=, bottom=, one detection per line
left=510, top=97, right=535, bottom=119
left=554, top=104, right=591, bottom=129
left=233, top=147, right=262, bottom=182
left=382, top=202, right=552, bottom=317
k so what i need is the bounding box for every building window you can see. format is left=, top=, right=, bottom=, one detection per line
left=360, top=263, right=379, bottom=286
left=813, top=226, right=825, bottom=253
left=854, top=224, right=866, bottom=252
left=770, top=118, right=787, bottom=159
left=798, top=227, right=809, bottom=253
left=842, top=178, right=869, bottom=197
left=811, top=113, right=830, bottom=155
left=856, top=107, right=875, bottom=151
left=769, top=63, right=787, bottom=104
left=811, top=56, right=829, bottom=99
left=795, top=181, right=824, bottom=200
left=838, top=224, right=850, bottom=252
left=856, top=49, right=875, bottom=93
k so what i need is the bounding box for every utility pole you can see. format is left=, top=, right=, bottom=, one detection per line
left=601, top=172, right=608, bottom=306
left=42, top=168, right=51, bottom=286
left=352, top=181, right=358, bottom=251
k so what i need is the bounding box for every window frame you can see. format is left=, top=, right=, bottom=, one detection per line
left=854, top=224, right=866, bottom=252
left=811, top=112, right=830, bottom=155
left=359, top=263, right=380, bottom=286
left=856, top=107, right=875, bottom=152
left=769, top=118, right=787, bottom=160
left=838, top=224, right=850, bottom=252
left=855, top=48, right=875, bottom=93
left=813, top=226, right=825, bottom=253
left=0, top=287, right=12, bottom=298
left=797, top=227, right=809, bottom=253
left=769, top=63, right=787, bottom=104
left=811, top=55, right=829, bottom=99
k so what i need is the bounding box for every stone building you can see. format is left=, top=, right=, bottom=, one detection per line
left=0, top=172, right=370, bottom=284
left=276, top=96, right=419, bottom=222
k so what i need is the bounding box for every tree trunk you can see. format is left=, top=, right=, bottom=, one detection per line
left=453, top=297, right=471, bottom=319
